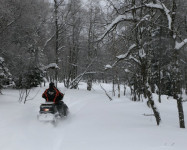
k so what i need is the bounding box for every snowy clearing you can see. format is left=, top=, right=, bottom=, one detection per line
left=0, top=83, right=187, bottom=150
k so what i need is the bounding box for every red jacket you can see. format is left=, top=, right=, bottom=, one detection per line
left=42, top=87, right=64, bottom=103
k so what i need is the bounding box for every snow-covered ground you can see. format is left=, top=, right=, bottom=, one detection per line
left=0, top=82, right=187, bottom=150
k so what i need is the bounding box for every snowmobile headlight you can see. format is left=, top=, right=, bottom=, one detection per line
left=44, top=108, right=49, bottom=112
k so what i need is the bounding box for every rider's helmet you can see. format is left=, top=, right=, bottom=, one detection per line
left=49, top=82, right=55, bottom=89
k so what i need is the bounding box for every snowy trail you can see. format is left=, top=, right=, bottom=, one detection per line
left=0, top=83, right=187, bottom=150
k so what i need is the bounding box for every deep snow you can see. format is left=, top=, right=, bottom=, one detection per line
left=0, top=83, right=187, bottom=150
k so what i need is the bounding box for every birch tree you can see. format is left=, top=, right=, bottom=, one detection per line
left=102, top=0, right=187, bottom=128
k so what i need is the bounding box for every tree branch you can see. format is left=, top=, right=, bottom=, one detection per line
left=100, top=84, right=113, bottom=101
left=69, top=58, right=96, bottom=89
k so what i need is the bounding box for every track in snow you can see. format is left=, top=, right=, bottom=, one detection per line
left=0, top=83, right=187, bottom=150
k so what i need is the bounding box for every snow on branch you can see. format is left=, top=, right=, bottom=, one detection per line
left=98, top=1, right=173, bottom=42
left=145, top=2, right=163, bottom=9
left=0, top=57, right=4, bottom=62
left=160, top=2, right=172, bottom=30
left=105, top=65, right=112, bottom=69
left=145, top=0, right=172, bottom=30
left=136, top=15, right=151, bottom=27
left=99, top=0, right=173, bottom=41
left=129, top=55, right=140, bottom=65
left=175, top=39, right=187, bottom=50
left=100, top=84, right=113, bottom=101
left=116, top=44, right=136, bottom=59
left=69, top=58, right=96, bottom=89
left=41, top=63, right=59, bottom=71
left=98, top=14, right=136, bottom=41
left=139, top=48, right=146, bottom=58
left=42, top=33, right=55, bottom=51
left=105, top=44, right=137, bottom=70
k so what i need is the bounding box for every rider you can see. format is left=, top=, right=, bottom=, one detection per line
left=42, top=82, right=68, bottom=116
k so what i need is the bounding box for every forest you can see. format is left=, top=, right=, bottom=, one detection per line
left=0, top=0, right=187, bottom=129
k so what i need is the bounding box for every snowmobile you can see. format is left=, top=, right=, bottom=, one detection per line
left=37, top=102, right=65, bottom=123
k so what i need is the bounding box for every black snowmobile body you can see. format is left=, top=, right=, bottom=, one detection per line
left=37, top=101, right=69, bottom=123
left=39, top=102, right=58, bottom=114
left=37, top=102, right=60, bottom=123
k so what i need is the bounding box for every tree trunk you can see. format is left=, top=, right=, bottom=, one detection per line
left=177, top=97, right=185, bottom=128
left=87, top=77, right=92, bottom=91
left=117, top=77, right=120, bottom=98
left=54, top=0, right=59, bottom=87
left=112, top=78, right=115, bottom=96
left=147, top=86, right=161, bottom=125
left=124, top=84, right=126, bottom=96
left=173, top=50, right=185, bottom=128
left=171, top=0, right=185, bottom=128
left=146, top=27, right=161, bottom=125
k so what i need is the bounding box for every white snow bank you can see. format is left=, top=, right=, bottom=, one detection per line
left=0, top=83, right=187, bottom=150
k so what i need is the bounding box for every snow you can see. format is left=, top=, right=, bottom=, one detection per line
left=139, top=48, right=146, bottom=58
left=136, top=15, right=151, bottom=27
left=105, top=64, right=112, bottom=69
left=116, top=44, right=136, bottom=59
left=129, top=55, right=140, bottom=64
left=116, top=54, right=128, bottom=59
left=106, top=14, right=133, bottom=31
left=125, top=69, right=130, bottom=72
left=161, top=2, right=172, bottom=30
left=145, top=1, right=172, bottom=30
left=0, top=57, right=12, bottom=82
left=98, top=14, right=134, bottom=40
left=0, top=57, right=4, bottom=62
left=41, top=63, right=59, bottom=70
left=128, top=43, right=136, bottom=51
left=0, top=72, right=5, bottom=77
left=145, top=2, right=163, bottom=9
left=0, top=82, right=187, bottom=150
left=175, top=39, right=187, bottom=50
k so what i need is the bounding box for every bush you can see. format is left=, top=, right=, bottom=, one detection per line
left=14, top=66, right=44, bottom=89
left=0, top=57, right=14, bottom=91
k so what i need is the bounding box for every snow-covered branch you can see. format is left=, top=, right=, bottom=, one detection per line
left=105, top=44, right=137, bottom=70
left=175, top=39, right=187, bottom=50
left=105, top=65, right=112, bottom=70
left=107, top=0, right=121, bottom=15
left=0, top=57, right=4, bottom=62
left=129, top=55, right=140, bottom=65
left=69, top=58, right=96, bottom=89
left=160, top=2, right=172, bottom=30
left=98, top=0, right=174, bottom=42
left=98, top=14, right=137, bottom=41
left=136, top=15, right=151, bottom=27
left=100, top=84, right=113, bottom=101
left=145, top=2, right=163, bottom=9
left=116, top=44, right=136, bottom=59
left=145, top=0, right=172, bottom=30
left=41, top=63, right=59, bottom=71
left=41, top=33, right=55, bottom=51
